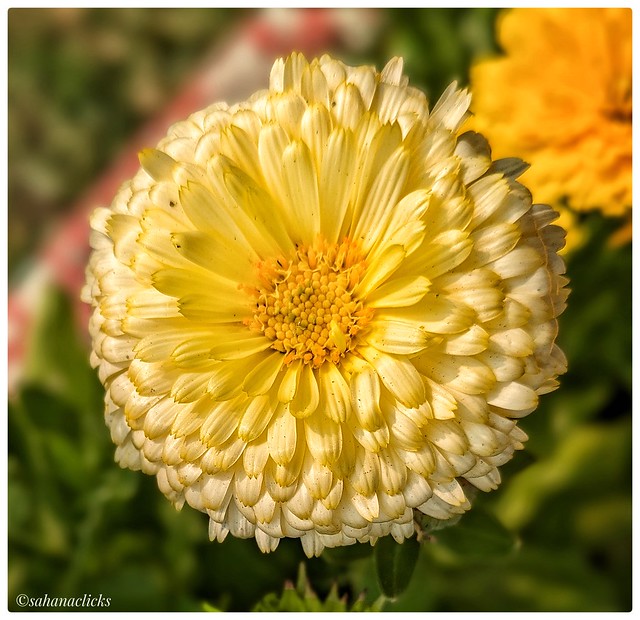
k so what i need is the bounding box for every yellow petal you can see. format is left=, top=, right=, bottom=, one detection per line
left=237, top=395, right=276, bottom=442
left=350, top=364, right=384, bottom=431
left=361, top=346, right=426, bottom=408
left=242, top=351, right=285, bottom=396
left=304, top=414, right=343, bottom=466
left=317, top=363, right=351, bottom=423
left=367, top=275, right=431, bottom=309
left=290, top=363, right=320, bottom=418
left=267, top=406, right=299, bottom=465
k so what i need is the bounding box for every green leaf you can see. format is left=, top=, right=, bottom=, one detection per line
left=374, top=535, right=421, bottom=599
left=432, top=508, right=517, bottom=559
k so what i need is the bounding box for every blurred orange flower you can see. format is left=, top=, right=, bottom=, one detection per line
left=468, top=8, right=632, bottom=246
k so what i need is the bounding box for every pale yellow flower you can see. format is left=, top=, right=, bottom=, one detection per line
left=468, top=8, right=632, bottom=244
left=83, top=53, right=568, bottom=557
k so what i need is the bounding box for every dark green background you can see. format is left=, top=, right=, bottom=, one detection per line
left=8, top=8, right=632, bottom=612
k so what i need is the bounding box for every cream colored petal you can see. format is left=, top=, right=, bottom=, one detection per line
left=282, top=52, right=309, bottom=91
left=218, top=124, right=261, bottom=184
left=324, top=428, right=352, bottom=485
left=142, top=397, right=179, bottom=439
left=203, top=435, right=245, bottom=471
left=139, top=148, right=177, bottom=182
left=487, top=381, right=538, bottom=413
left=489, top=328, right=535, bottom=357
left=380, top=56, right=404, bottom=86
left=300, top=62, right=329, bottom=107
left=253, top=492, right=277, bottom=525
left=424, top=377, right=458, bottom=420
left=432, top=478, right=468, bottom=507
left=268, top=91, right=306, bottom=140
left=346, top=65, right=377, bottom=109
left=378, top=491, right=407, bottom=521
left=125, top=290, right=181, bottom=321
left=402, top=469, right=433, bottom=507
left=429, top=82, right=471, bottom=131
left=424, top=193, right=473, bottom=236
left=438, top=325, right=490, bottom=356
left=320, top=478, right=344, bottom=511
left=302, top=454, right=334, bottom=500
left=350, top=448, right=380, bottom=496
left=417, top=352, right=495, bottom=395
left=378, top=447, right=408, bottom=495
left=352, top=490, right=380, bottom=522
left=424, top=420, right=468, bottom=456
left=478, top=351, right=525, bottom=383
left=242, top=433, right=269, bottom=477
left=348, top=413, right=390, bottom=453
left=490, top=246, right=544, bottom=280
left=100, top=334, right=137, bottom=365
left=468, top=174, right=510, bottom=227
left=373, top=83, right=411, bottom=125
left=169, top=400, right=204, bottom=438
left=300, top=102, right=332, bottom=169
left=465, top=468, right=501, bottom=492
left=269, top=442, right=305, bottom=488
left=365, top=320, right=430, bottom=356
left=170, top=371, right=212, bottom=403
left=469, top=222, right=521, bottom=268
left=378, top=296, right=474, bottom=336
left=411, top=229, right=473, bottom=280
left=455, top=131, right=492, bottom=184
left=318, top=55, right=347, bottom=91
left=234, top=469, right=264, bottom=507
left=199, top=397, right=243, bottom=447
left=386, top=407, right=424, bottom=451
left=332, top=81, right=366, bottom=131
left=371, top=189, right=430, bottom=252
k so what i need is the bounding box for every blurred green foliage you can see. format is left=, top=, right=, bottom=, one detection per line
left=8, top=8, right=631, bottom=612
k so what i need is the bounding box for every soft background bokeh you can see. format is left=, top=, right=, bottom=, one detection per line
left=7, top=7, right=632, bottom=612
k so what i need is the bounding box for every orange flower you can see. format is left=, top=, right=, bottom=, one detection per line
left=469, top=8, right=631, bottom=243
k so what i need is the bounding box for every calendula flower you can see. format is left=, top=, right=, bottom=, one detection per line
left=468, top=8, right=632, bottom=244
left=83, top=53, right=568, bottom=557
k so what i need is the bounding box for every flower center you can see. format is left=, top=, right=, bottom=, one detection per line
left=249, top=239, right=372, bottom=368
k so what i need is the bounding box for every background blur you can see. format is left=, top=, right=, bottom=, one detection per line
left=7, top=8, right=632, bottom=612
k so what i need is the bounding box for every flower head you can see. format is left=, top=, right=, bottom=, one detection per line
left=83, top=53, right=568, bottom=557
left=468, top=8, right=631, bottom=229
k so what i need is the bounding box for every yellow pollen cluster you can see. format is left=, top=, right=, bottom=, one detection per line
left=250, top=240, right=372, bottom=368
